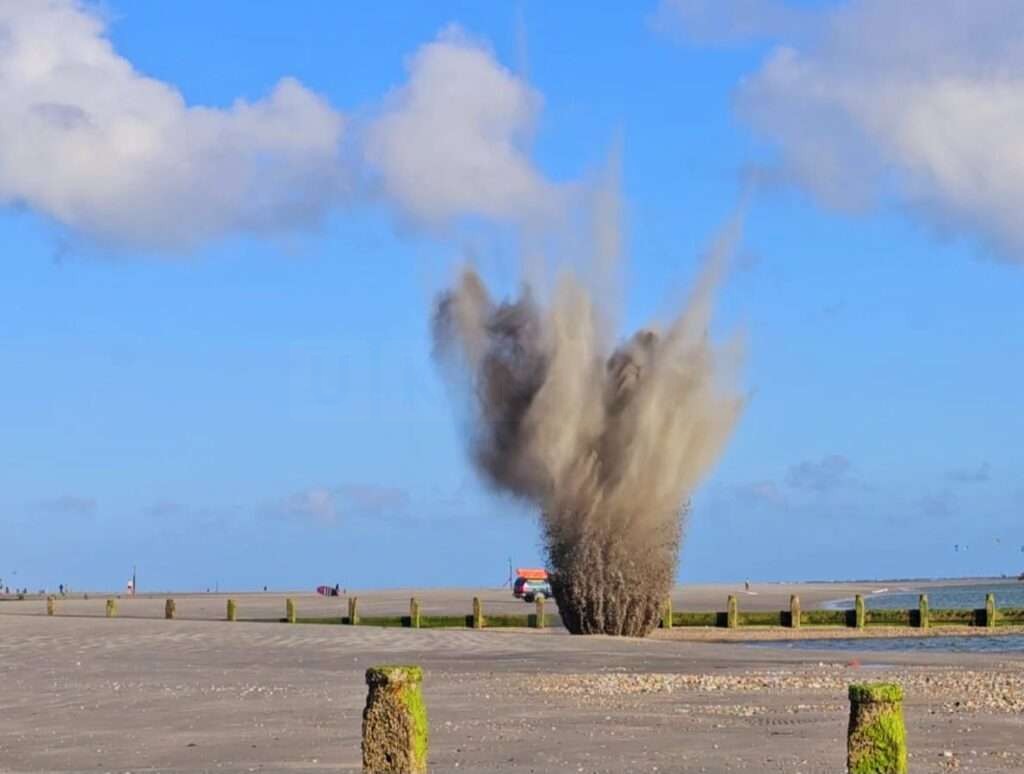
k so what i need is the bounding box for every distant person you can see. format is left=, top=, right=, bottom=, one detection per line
left=263, top=585, right=268, bottom=592
left=59, top=584, right=64, bottom=596
left=334, top=583, right=340, bottom=597
left=744, top=580, right=750, bottom=592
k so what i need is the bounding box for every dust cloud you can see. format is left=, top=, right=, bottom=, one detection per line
left=432, top=217, right=745, bottom=636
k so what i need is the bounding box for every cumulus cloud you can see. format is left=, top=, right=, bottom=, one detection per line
left=663, top=0, right=1024, bottom=260
left=785, top=454, right=851, bottom=492
left=0, top=1, right=345, bottom=250
left=363, top=25, right=563, bottom=226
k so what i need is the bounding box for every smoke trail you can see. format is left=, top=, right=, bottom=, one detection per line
left=432, top=216, right=745, bottom=636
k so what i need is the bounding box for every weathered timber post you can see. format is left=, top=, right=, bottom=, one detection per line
left=533, top=595, right=546, bottom=628
left=789, top=594, right=801, bottom=629
left=46, top=596, right=56, bottom=616
left=105, top=598, right=117, bottom=618
left=362, top=665, right=428, bottom=774
left=226, top=598, right=237, bottom=622
left=854, top=594, right=866, bottom=629
left=348, top=596, right=360, bottom=625
left=661, top=597, right=673, bottom=629
left=918, top=594, right=929, bottom=629
left=285, top=598, right=296, bottom=624
left=409, top=597, right=421, bottom=629
left=986, top=593, right=997, bottom=628
left=847, top=683, right=907, bottom=774
left=472, top=596, right=484, bottom=629
left=164, top=599, right=176, bottom=620
left=726, top=595, right=738, bottom=629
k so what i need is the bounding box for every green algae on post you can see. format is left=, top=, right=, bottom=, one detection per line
left=789, top=594, right=801, bottom=629
left=726, top=595, right=738, bottom=629
left=226, top=598, right=237, bottom=622
left=285, top=598, right=296, bottom=624
left=847, top=683, right=907, bottom=774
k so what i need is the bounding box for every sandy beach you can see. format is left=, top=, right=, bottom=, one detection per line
left=2, top=588, right=1022, bottom=772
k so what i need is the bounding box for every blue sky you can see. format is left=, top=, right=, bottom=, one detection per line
left=2, top=1, right=1023, bottom=592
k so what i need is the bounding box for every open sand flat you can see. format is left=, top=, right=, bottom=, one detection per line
left=2, top=597, right=1023, bottom=773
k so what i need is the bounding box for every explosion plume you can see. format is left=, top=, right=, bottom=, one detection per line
left=432, top=221, right=745, bottom=637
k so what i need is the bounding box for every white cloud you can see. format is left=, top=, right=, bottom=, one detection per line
left=666, top=0, right=1024, bottom=260
left=35, top=494, right=97, bottom=515
left=364, top=25, right=563, bottom=226
left=785, top=454, right=851, bottom=492
left=654, top=0, right=812, bottom=45
left=270, top=484, right=409, bottom=527
left=0, top=1, right=345, bottom=250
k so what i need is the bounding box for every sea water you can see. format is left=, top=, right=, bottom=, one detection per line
left=831, top=580, right=1024, bottom=611
left=785, top=580, right=1024, bottom=653
left=760, top=634, right=1024, bottom=653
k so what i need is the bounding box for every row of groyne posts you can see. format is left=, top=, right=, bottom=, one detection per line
left=361, top=668, right=908, bottom=773
left=661, top=592, right=1016, bottom=629
left=42, top=595, right=547, bottom=628
left=42, top=592, right=1019, bottom=629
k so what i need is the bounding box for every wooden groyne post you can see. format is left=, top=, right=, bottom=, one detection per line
left=46, top=596, right=56, bottom=616
left=918, top=594, right=929, bottom=629
left=789, top=594, right=801, bottom=629
left=348, top=596, right=359, bottom=625
left=472, top=596, right=484, bottom=629
left=661, top=597, right=673, bottom=629
left=164, top=599, right=176, bottom=620
left=285, top=598, right=296, bottom=624
left=726, top=595, right=738, bottom=629
left=533, top=596, right=546, bottom=629
left=105, top=598, right=117, bottom=618
left=986, top=593, right=997, bottom=628
left=847, top=683, right=907, bottom=774
left=854, top=594, right=866, bottom=630
left=409, top=597, right=421, bottom=629
left=362, top=666, right=428, bottom=774
left=226, top=598, right=237, bottom=622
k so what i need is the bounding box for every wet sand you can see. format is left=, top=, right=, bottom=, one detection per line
left=1, top=589, right=1021, bottom=772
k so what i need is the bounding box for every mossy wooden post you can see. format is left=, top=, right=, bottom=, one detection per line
left=472, top=596, right=484, bottom=629
left=918, top=594, right=929, bottom=630
left=105, top=598, right=117, bottom=618
left=164, top=598, right=176, bottom=620
left=661, top=597, right=673, bottom=629
left=348, top=596, right=360, bottom=625
left=854, top=594, right=866, bottom=630
left=726, top=595, right=738, bottom=629
left=789, top=594, right=801, bottom=629
left=285, top=597, right=296, bottom=624
left=409, top=597, right=421, bottom=629
left=847, top=683, right=908, bottom=774
left=362, top=665, right=428, bottom=774
left=534, top=595, right=546, bottom=628
left=984, top=592, right=997, bottom=628
left=226, top=598, right=237, bottom=622
left=46, top=596, right=56, bottom=616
